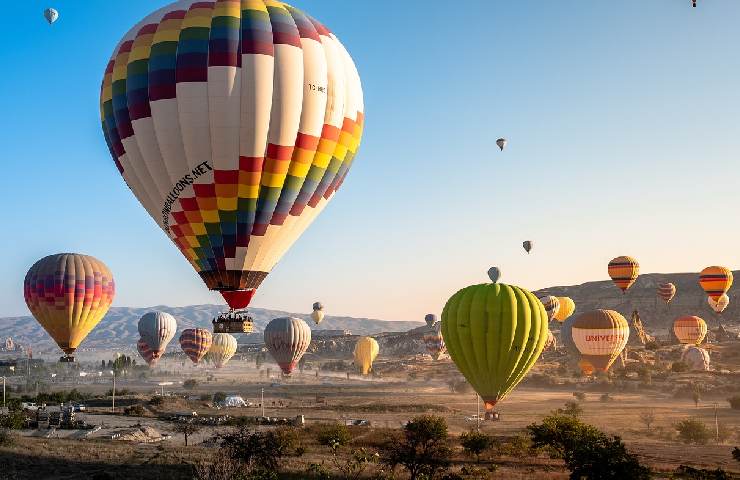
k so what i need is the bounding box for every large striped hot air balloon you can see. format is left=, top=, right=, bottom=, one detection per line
left=554, top=297, right=575, bottom=323
left=673, top=316, right=707, bottom=345
left=699, top=266, right=733, bottom=302
left=657, top=283, right=676, bottom=304
left=100, top=1, right=364, bottom=311
left=538, top=295, right=560, bottom=322
left=353, top=336, right=379, bottom=375
left=607, top=256, right=639, bottom=293
left=422, top=321, right=446, bottom=360
left=264, top=317, right=311, bottom=375
left=442, top=269, right=549, bottom=417
left=138, top=311, right=177, bottom=358
left=137, top=338, right=159, bottom=367
left=571, top=310, right=629, bottom=372
left=24, top=253, right=115, bottom=362
left=708, top=294, right=730, bottom=314
left=179, top=328, right=213, bottom=364
left=208, top=333, right=238, bottom=368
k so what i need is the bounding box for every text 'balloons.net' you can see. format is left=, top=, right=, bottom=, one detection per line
left=100, top=0, right=364, bottom=311
left=24, top=253, right=115, bottom=360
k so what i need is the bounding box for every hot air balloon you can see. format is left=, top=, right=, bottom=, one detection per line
left=311, top=302, right=325, bottom=325
left=424, top=313, right=437, bottom=327
left=100, top=1, right=364, bottom=313
left=138, top=311, right=177, bottom=358
left=544, top=331, right=557, bottom=352
left=179, top=328, right=213, bottom=364
left=708, top=294, right=730, bottom=314
left=137, top=338, right=159, bottom=367
left=699, top=266, right=733, bottom=302
left=554, top=297, right=575, bottom=323
left=607, top=256, right=639, bottom=293
left=208, top=333, right=238, bottom=368
left=496, top=138, right=507, bottom=151
left=522, top=240, right=533, bottom=254
left=423, top=322, right=446, bottom=360
left=681, top=346, right=710, bottom=371
left=24, top=253, right=115, bottom=362
left=673, top=316, right=707, bottom=345
left=538, top=295, right=560, bottom=322
left=577, top=358, right=595, bottom=376
left=44, top=8, right=59, bottom=25
left=559, top=316, right=579, bottom=356
left=442, top=269, right=549, bottom=419
left=487, top=267, right=501, bottom=284
left=571, top=310, right=629, bottom=372
left=264, top=317, right=311, bottom=375
left=657, top=283, right=676, bottom=304
left=353, top=336, right=379, bottom=375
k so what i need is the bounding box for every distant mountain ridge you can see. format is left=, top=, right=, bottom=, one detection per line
left=0, top=305, right=424, bottom=352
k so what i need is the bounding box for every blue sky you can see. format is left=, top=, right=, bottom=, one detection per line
left=2, top=0, right=740, bottom=321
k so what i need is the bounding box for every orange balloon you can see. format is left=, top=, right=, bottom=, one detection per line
left=673, top=316, right=707, bottom=345
left=699, top=266, right=733, bottom=301
left=607, top=256, right=639, bottom=293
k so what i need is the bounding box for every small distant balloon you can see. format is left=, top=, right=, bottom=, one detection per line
left=496, top=138, right=507, bottom=151
left=538, top=295, right=560, bottom=322
left=657, top=283, right=676, bottom=304
left=44, top=8, right=59, bottom=25
left=487, top=267, right=501, bottom=283
left=607, top=256, right=640, bottom=294
left=708, top=294, right=730, bottom=314
left=424, top=313, right=437, bottom=327
left=311, top=302, right=325, bottom=325
left=522, top=240, right=533, bottom=254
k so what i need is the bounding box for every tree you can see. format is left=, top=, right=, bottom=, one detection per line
left=732, top=447, right=740, bottom=463
left=692, top=384, right=701, bottom=408
left=213, top=392, right=227, bottom=404
left=639, top=410, right=656, bottom=431
left=183, top=379, right=198, bottom=390
left=220, top=426, right=301, bottom=473
left=556, top=401, right=583, bottom=418
left=527, top=415, right=650, bottom=480
left=173, top=421, right=201, bottom=446
left=382, top=415, right=452, bottom=480
left=317, top=423, right=351, bottom=448
left=675, top=418, right=712, bottom=445
left=727, top=396, right=740, bottom=410
left=573, top=391, right=586, bottom=401
left=460, top=430, right=494, bottom=463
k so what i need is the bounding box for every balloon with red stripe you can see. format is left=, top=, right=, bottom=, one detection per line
left=179, top=328, right=213, bottom=364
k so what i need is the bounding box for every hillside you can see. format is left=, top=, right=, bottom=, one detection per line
left=0, top=305, right=423, bottom=353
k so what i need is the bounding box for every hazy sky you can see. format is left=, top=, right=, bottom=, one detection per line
left=2, top=0, right=739, bottom=321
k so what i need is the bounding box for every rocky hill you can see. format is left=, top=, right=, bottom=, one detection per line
left=0, top=305, right=423, bottom=353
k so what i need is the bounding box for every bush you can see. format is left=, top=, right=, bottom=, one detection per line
left=0, top=429, right=15, bottom=447
left=459, top=430, right=494, bottom=462
left=675, top=418, right=712, bottom=445
left=213, top=392, right=227, bottom=404
left=382, top=415, right=452, bottom=480
left=124, top=404, right=145, bottom=416
left=727, top=396, right=740, bottom=410
left=0, top=410, right=26, bottom=430
left=148, top=396, right=164, bottom=407
left=527, top=415, right=650, bottom=480
left=492, top=435, right=532, bottom=457
left=220, top=426, right=302, bottom=472
left=183, top=379, right=198, bottom=390
left=556, top=401, right=583, bottom=418
left=573, top=391, right=586, bottom=401
left=600, top=393, right=613, bottom=403
left=673, top=465, right=731, bottom=479
left=316, top=423, right=352, bottom=449
left=672, top=362, right=690, bottom=373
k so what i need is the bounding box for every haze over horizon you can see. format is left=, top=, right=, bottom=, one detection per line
left=3, top=1, right=740, bottom=321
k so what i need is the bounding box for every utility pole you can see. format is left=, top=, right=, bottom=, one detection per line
left=714, top=402, right=719, bottom=442
left=476, top=393, right=481, bottom=431
left=112, top=370, right=116, bottom=413
left=261, top=388, right=265, bottom=417
left=2, top=376, right=5, bottom=409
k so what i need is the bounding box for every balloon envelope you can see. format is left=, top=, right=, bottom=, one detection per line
left=571, top=309, right=629, bottom=372
left=179, top=328, right=213, bottom=364
left=657, top=283, right=676, bottom=304
left=538, top=295, right=560, bottom=322
left=673, top=316, right=707, bottom=345
left=681, top=346, right=710, bottom=371
left=44, top=8, right=58, bottom=24
left=208, top=333, right=238, bottom=368
left=137, top=338, right=158, bottom=367
left=708, top=294, right=729, bottom=313
left=423, top=322, right=446, bottom=360
left=353, top=336, right=379, bottom=375
left=699, top=266, right=733, bottom=301
left=442, top=282, right=549, bottom=412
left=24, top=253, right=115, bottom=357
left=522, top=240, right=533, bottom=253
left=264, top=317, right=311, bottom=374
left=487, top=267, right=501, bottom=283
left=608, top=256, right=639, bottom=293
left=496, top=138, right=507, bottom=151
left=424, top=313, right=437, bottom=327
left=138, top=311, right=177, bottom=358
left=554, top=297, right=575, bottom=322
left=100, top=1, right=364, bottom=311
